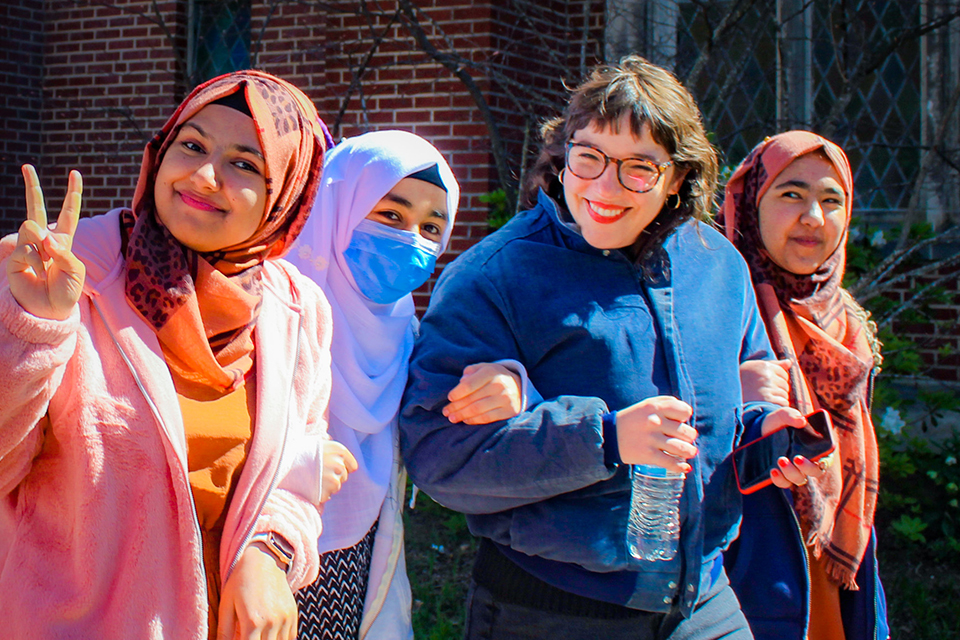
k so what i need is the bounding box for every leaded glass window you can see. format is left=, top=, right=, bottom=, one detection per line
left=625, top=0, right=925, bottom=220
left=187, top=0, right=252, bottom=85
left=810, top=0, right=922, bottom=215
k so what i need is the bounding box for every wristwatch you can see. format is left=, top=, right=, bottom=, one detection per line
left=249, top=531, right=294, bottom=572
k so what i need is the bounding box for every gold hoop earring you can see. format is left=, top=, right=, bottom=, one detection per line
left=667, top=194, right=681, bottom=210
left=558, top=169, right=566, bottom=185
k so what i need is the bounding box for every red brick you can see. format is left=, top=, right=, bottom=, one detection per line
left=408, top=124, right=452, bottom=137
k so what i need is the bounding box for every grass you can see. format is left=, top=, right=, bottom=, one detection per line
left=876, top=538, right=960, bottom=639
left=404, top=484, right=960, bottom=639
left=403, top=486, right=477, bottom=639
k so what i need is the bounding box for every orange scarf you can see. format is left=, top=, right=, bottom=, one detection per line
left=720, top=131, right=880, bottom=589
left=122, top=71, right=327, bottom=393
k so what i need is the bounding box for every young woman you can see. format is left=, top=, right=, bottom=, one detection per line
left=0, top=71, right=332, bottom=640
left=398, top=56, right=807, bottom=639
left=287, top=130, right=523, bottom=640
left=721, top=131, right=889, bottom=640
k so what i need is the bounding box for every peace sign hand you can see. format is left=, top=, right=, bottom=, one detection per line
left=6, top=165, right=86, bottom=321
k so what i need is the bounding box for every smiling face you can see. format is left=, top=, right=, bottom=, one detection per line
left=562, top=114, right=684, bottom=250
left=153, top=103, right=267, bottom=253
left=757, top=152, right=847, bottom=275
left=364, top=177, right=449, bottom=244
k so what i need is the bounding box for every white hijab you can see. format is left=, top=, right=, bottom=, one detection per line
left=288, top=130, right=459, bottom=551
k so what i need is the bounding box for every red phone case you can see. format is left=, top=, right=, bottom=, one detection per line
left=733, top=409, right=837, bottom=495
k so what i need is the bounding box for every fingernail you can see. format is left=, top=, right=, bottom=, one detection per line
left=778, top=458, right=788, bottom=467
left=794, top=456, right=805, bottom=465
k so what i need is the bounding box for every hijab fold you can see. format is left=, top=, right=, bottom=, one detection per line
left=121, top=71, right=327, bottom=394
left=288, top=130, right=459, bottom=551
left=721, top=131, right=880, bottom=589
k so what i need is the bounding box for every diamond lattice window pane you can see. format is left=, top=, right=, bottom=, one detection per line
left=669, top=0, right=922, bottom=220
left=675, top=1, right=778, bottom=165
left=192, top=0, right=252, bottom=83
left=811, top=0, right=921, bottom=215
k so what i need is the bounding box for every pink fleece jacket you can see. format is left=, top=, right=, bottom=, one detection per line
left=0, top=210, right=331, bottom=639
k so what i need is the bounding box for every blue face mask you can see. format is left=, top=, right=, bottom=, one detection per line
left=343, top=219, right=442, bottom=304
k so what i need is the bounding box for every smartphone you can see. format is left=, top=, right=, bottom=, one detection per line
left=732, top=409, right=836, bottom=495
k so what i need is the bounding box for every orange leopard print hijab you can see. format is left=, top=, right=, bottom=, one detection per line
left=121, top=70, right=327, bottom=395
left=719, top=131, right=879, bottom=589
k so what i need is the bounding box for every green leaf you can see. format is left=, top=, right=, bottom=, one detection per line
left=891, top=514, right=928, bottom=543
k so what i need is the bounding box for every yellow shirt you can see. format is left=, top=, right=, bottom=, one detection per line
left=179, top=375, right=256, bottom=639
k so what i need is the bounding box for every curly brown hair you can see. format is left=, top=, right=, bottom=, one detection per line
left=523, top=55, right=718, bottom=259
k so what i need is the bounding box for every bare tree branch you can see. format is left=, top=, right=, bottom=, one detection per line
left=683, top=0, right=764, bottom=87
left=895, top=69, right=960, bottom=249
left=578, top=0, right=592, bottom=78
left=250, top=0, right=285, bottom=68
left=83, top=0, right=188, bottom=88
left=876, top=258, right=960, bottom=330
left=821, top=7, right=960, bottom=137
left=396, top=0, right=516, bottom=202
left=332, top=10, right=401, bottom=136
left=504, top=0, right=571, bottom=74
left=849, top=227, right=960, bottom=301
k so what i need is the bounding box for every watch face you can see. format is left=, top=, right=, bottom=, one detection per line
left=252, top=532, right=293, bottom=568
left=269, top=532, right=295, bottom=562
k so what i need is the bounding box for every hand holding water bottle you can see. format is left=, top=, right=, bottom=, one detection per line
left=616, top=396, right=697, bottom=562
left=615, top=396, right=698, bottom=471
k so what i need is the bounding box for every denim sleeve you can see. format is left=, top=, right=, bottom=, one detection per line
left=739, top=402, right=775, bottom=444
left=739, top=268, right=776, bottom=365
left=399, top=265, right=615, bottom=515
left=737, top=265, right=780, bottom=443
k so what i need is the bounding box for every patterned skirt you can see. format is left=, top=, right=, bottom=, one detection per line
left=296, top=520, right=379, bottom=640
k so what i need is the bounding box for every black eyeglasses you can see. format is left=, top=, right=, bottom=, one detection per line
left=565, top=141, right=673, bottom=194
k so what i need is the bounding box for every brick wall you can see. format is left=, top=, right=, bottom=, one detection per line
left=2, top=1, right=593, bottom=308
left=0, top=0, right=45, bottom=231
left=486, top=0, right=603, bottom=160
left=887, top=262, right=960, bottom=383
left=309, top=1, right=503, bottom=308
left=33, top=0, right=183, bottom=227
left=2, top=0, right=958, bottom=380
left=243, top=0, right=600, bottom=306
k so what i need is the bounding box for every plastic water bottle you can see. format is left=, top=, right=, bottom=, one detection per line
left=626, top=464, right=685, bottom=561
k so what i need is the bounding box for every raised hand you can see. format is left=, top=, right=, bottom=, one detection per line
left=615, top=396, right=698, bottom=473
left=443, top=362, right=523, bottom=425
left=7, top=165, right=85, bottom=320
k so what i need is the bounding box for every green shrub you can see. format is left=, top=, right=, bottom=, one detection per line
left=480, top=189, right=513, bottom=230
left=874, top=391, right=960, bottom=555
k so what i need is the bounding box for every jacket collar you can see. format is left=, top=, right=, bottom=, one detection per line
left=537, top=188, right=674, bottom=285
left=536, top=189, right=609, bottom=257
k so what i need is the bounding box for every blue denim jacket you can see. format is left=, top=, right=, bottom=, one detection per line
left=400, top=192, right=775, bottom=616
